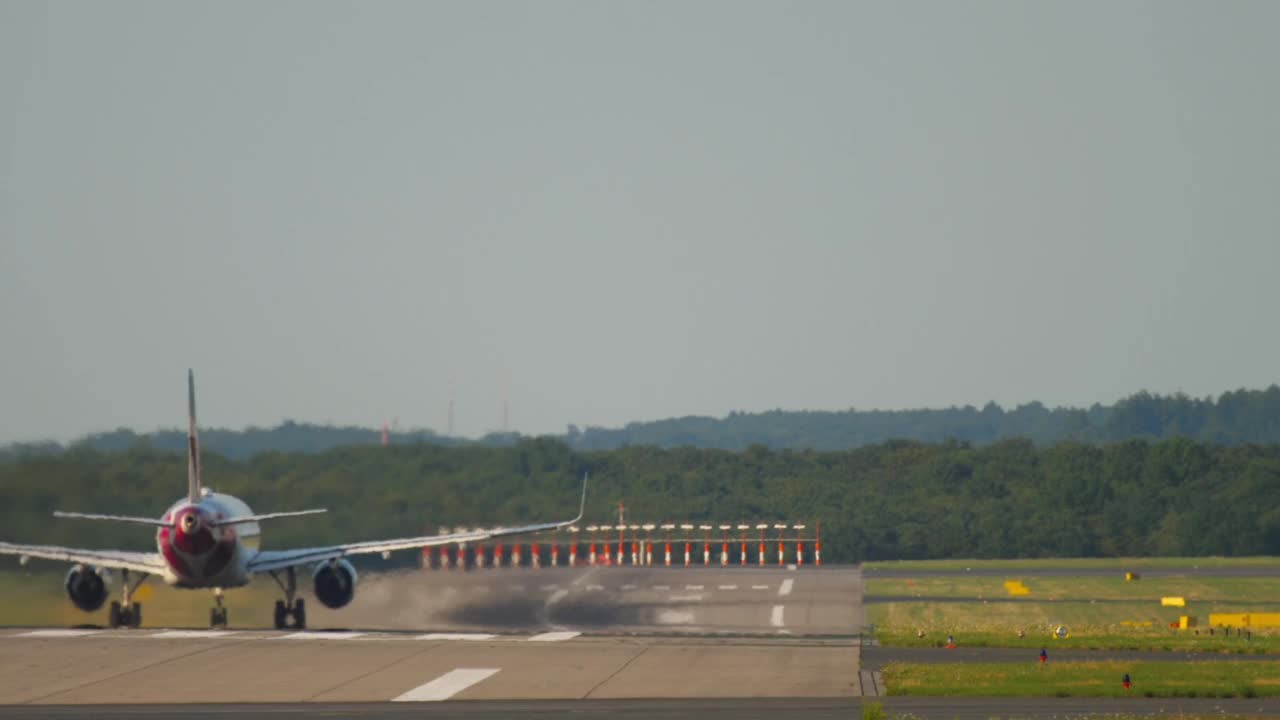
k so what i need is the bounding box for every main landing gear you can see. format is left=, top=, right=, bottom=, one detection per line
left=210, top=587, right=229, bottom=628
left=108, top=569, right=149, bottom=629
left=269, top=567, right=306, bottom=630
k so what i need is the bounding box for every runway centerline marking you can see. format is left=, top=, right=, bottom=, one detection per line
left=685, top=584, right=705, bottom=590
left=539, top=584, right=559, bottom=592
left=770, top=604, right=786, bottom=627
left=669, top=594, right=705, bottom=602
left=751, top=584, right=770, bottom=590
left=620, top=584, right=638, bottom=590
left=528, top=631, right=581, bottom=642
left=778, top=578, right=794, bottom=596
left=392, top=668, right=500, bottom=702
left=653, top=584, right=671, bottom=590
left=416, top=633, right=496, bottom=641
left=277, top=631, right=367, bottom=640
left=586, top=584, right=605, bottom=592
left=657, top=609, right=695, bottom=624
left=718, top=584, right=738, bottom=590
left=149, top=630, right=240, bottom=639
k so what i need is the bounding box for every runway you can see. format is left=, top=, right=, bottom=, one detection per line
left=0, top=566, right=863, bottom=706
left=0, top=631, right=859, bottom=703
left=304, top=564, right=861, bottom=636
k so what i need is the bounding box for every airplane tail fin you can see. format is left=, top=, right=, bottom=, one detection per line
left=187, top=369, right=201, bottom=504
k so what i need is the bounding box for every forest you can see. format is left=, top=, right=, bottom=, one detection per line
left=6, top=386, right=1280, bottom=460
left=3, top=437, right=1277, bottom=564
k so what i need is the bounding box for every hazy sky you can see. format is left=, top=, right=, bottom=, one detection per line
left=2, top=1, right=1278, bottom=443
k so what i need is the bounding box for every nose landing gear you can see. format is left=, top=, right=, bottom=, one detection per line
left=269, top=567, right=306, bottom=630
left=210, top=587, right=228, bottom=628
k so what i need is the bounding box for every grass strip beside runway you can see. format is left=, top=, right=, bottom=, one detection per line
left=866, top=573, right=1280, bottom=653
left=875, top=624, right=1280, bottom=653
left=882, top=660, right=1280, bottom=698
left=866, top=574, right=1280, bottom=602
left=863, top=556, right=1280, bottom=571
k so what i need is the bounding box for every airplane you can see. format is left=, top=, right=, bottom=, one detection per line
left=0, top=370, right=587, bottom=630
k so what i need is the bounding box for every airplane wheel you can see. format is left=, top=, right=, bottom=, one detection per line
left=210, top=608, right=219, bottom=628
left=274, top=601, right=287, bottom=630
left=109, top=602, right=122, bottom=629
left=293, top=599, right=306, bottom=630
left=130, top=603, right=143, bottom=628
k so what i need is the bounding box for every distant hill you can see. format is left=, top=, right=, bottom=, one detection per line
left=4, top=386, right=1280, bottom=460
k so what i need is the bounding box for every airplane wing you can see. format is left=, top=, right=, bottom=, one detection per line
left=0, top=541, right=167, bottom=575
left=247, top=476, right=588, bottom=575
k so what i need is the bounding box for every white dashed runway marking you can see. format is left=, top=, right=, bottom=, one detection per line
left=527, top=631, right=581, bottom=642
left=416, top=633, right=497, bottom=641
left=149, top=630, right=240, bottom=639
left=392, top=668, right=500, bottom=702
left=277, top=631, right=367, bottom=640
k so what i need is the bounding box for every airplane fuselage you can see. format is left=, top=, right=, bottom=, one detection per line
left=156, top=492, right=259, bottom=588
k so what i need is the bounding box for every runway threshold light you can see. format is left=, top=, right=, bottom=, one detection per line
left=756, top=524, right=769, bottom=530
left=680, top=524, right=694, bottom=530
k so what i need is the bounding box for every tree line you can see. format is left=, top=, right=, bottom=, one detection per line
left=3, top=437, right=1277, bottom=564
left=6, top=386, right=1280, bottom=460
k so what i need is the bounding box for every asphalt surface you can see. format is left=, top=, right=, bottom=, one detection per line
left=254, top=564, right=861, bottom=636
left=0, top=567, right=864, bottom=706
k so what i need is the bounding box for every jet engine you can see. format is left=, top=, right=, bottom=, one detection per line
left=312, top=558, right=358, bottom=609
left=64, top=565, right=110, bottom=612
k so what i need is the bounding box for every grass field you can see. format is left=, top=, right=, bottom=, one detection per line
left=0, top=570, right=290, bottom=628
left=866, top=569, right=1280, bottom=653
left=882, top=660, right=1280, bottom=697
left=866, top=575, right=1280, bottom=602
left=863, top=556, right=1280, bottom=571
